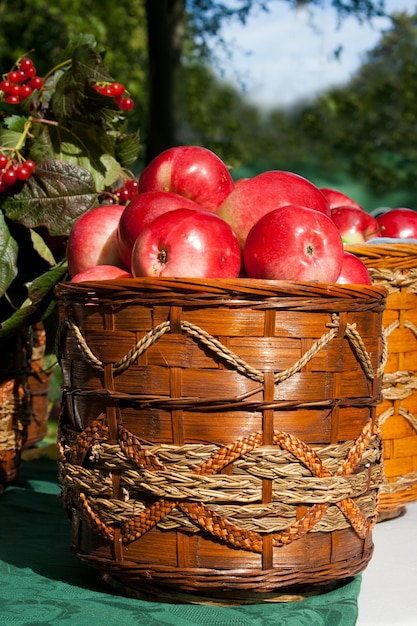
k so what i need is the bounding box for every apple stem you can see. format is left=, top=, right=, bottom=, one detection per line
left=365, top=226, right=385, bottom=239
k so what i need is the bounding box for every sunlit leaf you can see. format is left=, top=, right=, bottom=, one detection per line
left=28, top=120, right=124, bottom=189
left=0, top=126, right=26, bottom=151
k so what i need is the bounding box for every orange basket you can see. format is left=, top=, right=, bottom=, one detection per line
left=55, top=277, right=386, bottom=599
left=346, top=243, right=417, bottom=519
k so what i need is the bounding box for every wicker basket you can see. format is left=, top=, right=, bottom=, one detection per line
left=0, top=330, right=31, bottom=489
left=346, top=243, right=417, bottom=519
left=55, top=277, right=386, bottom=598
left=23, top=323, right=53, bottom=450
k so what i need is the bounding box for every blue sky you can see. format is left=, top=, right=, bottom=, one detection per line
left=215, top=1, right=417, bottom=109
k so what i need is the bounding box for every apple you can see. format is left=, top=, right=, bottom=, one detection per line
left=243, top=204, right=344, bottom=282
left=138, top=145, right=235, bottom=212
left=66, top=204, right=125, bottom=277
left=131, top=207, right=241, bottom=278
left=330, top=205, right=381, bottom=243
left=70, top=265, right=132, bottom=283
left=336, top=252, right=372, bottom=285
left=376, top=207, right=417, bottom=239
left=320, top=187, right=363, bottom=210
left=217, top=170, right=330, bottom=250
left=116, top=190, right=202, bottom=269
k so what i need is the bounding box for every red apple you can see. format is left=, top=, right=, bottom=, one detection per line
left=320, top=187, right=363, bottom=210
left=131, top=207, right=241, bottom=278
left=70, top=265, right=132, bottom=283
left=243, top=204, right=344, bottom=282
left=336, top=252, right=372, bottom=285
left=66, top=204, right=125, bottom=277
left=138, top=145, right=235, bottom=212
left=376, top=207, right=417, bottom=238
left=217, top=170, right=330, bottom=249
left=116, top=190, right=202, bottom=269
left=330, top=205, right=381, bottom=243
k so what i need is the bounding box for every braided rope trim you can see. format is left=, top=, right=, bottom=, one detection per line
left=380, top=321, right=417, bottom=405
left=381, top=469, right=417, bottom=494
left=64, top=449, right=381, bottom=504
left=379, top=405, right=417, bottom=433
left=384, top=318, right=417, bottom=344
left=369, top=267, right=417, bottom=293
left=63, top=312, right=386, bottom=383
left=60, top=417, right=382, bottom=553
left=382, top=371, right=417, bottom=402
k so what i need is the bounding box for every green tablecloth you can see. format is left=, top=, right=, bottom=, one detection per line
left=0, top=456, right=361, bottom=625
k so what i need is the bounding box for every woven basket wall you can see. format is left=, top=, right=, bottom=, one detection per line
left=55, top=277, right=386, bottom=597
left=23, top=323, right=53, bottom=450
left=346, top=243, right=417, bottom=518
left=0, top=330, right=31, bottom=489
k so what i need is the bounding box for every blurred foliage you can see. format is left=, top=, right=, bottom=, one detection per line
left=263, top=10, right=417, bottom=209
left=0, top=0, right=148, bottom=169
left=0, top=1, right=416, bottom=210
left=186, top=0, right=386, bottom=61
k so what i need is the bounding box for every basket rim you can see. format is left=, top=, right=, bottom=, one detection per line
left=55, top=276, right=387, bottom=301
left=345, top=242, right=417, bottom=260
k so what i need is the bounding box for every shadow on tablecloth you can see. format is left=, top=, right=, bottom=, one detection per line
left=0, top=457, right=362, bottom=626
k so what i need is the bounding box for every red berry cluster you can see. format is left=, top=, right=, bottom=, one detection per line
left=0, top=153, right=35, bottom=192
left=93, top=82, right=134, bottom=111
left=0, top=57, right=44, bottom=105
left=113, top=178, right=139, bottom=204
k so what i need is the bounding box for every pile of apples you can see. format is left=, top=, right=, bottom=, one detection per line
left=66, top=145, right=417, bottom=286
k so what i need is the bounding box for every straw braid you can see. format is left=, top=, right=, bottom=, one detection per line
left=63, top=417, right=381, bottom=551
left=378, top=405, right=417, bottom=432
left=369, top=267, right=417, bottom=293
left=63, top=312, right=382, bottom=382
left=58, top=302, right=383, bottom=551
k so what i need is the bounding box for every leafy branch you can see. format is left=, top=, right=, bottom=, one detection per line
left=0, top=36, right=140, bottom=360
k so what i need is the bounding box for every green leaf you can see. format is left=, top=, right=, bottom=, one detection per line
left=3, top=115, right=28, bottom=133
left=29, top=120, right=124, bottom=189
left=0, top=126, right=25, bottom=151
left=1, top=159, right=97, bottom=236
left=52, top=43, right=115, bottom=125
left=30, top=229, right=57, bottom=266
left=100, top=154, right=124, bottom=187
left=0, top=212, right=19, bottom=298
left=0, top=261, right=68, bottom=344
left=116, top=132, right=141, bottom=168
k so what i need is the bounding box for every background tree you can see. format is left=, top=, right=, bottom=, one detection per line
left=146, top=0, right=387, bottom=161
left=2, top=0, right=414, bottom=211
left=272, top=10, right=417, bottom=208
left=0, top=0, right=388, bottom=165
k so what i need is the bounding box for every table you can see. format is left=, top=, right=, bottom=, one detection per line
left=0, top=454, right=374, bottom=625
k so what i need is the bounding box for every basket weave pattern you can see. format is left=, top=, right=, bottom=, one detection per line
left=23, top=323, right=53, bottom=449
left=56, top=278, right=386, bottom=594
left=346, top=244, right=417, bottom=515
left=0, top=331, right=31, bottom=488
